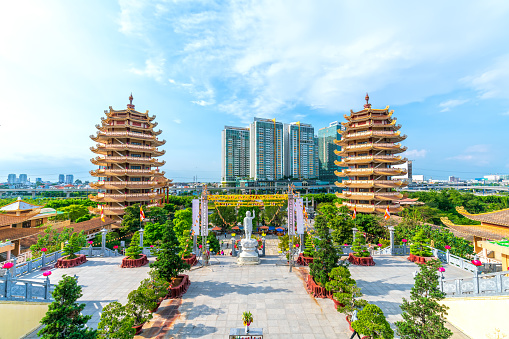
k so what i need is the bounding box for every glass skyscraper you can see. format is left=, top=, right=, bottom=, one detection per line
left=318, top=121, right=345, bottom=183
left=221, top=126, right=250, bottom=182
left=250, top=118, right=284, bottom=181
left=285, top=122, right=318, bottom=179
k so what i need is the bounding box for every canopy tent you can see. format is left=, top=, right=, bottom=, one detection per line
left=232, top=226, right=240, bottom=230
left=268, top=226, right=276, bottom=231
left=211, top=226, right=222, bottom=231
left=276, top=227, right=284, bottom=231
left=259, top=226, right=269, bottom=230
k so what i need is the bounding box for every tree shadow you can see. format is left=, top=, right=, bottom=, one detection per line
left=179, top=302, right=225, bottom=320
left=355, top=278, right=414, bottom=296
left=170, top=323, right=217, bottom=338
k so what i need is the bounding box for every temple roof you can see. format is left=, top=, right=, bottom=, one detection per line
left=456, top=206, right=509, bottom=227
left=441, top=217, right=509, bottom=241
left=0, top=209, right=43, bottom=227
left=0, top=197, right=42, bottom=212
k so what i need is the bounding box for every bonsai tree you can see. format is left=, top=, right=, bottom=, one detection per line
left=126, top=285, right=154, bottom=327
left=303, top=234, right=316, bottom=258
left=309, top=212, right=340, bottom=286
left=38, top=275, right=97, bottom=339
left=97, top=301, right=135, bottom=339
left=396, top=259, right=452, bottom=339
left=148, top=269, right=170, bottom=300
left=352, top=304, right=394, bottom=339
left=325, top=266, right=367, bottom=315
left=63, top=232, right=86, bottom=260
left=351, top=233, right=370, bottom=258
left=410, top=229, right=433, bottom=257
left=150, top=220, right=190, bottom=283
left=125, top=231, right=142, bottom=259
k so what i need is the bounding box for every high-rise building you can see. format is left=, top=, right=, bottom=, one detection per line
left=36, top=178, right=42, bottom=183
left=58, top=174, right=65, bottom=183
left=285, top=122, right=318, bottom=179
left=65, top=175, right=74, bottom=185
left=7, top=174, right=16, bottom=185
left=336, top=94, right=408, bottom=214
left=19, top=174, right=28, bottom=185
left=221, top=126, right=250, bottom=182
left=89, top=94, right=170, bottom=222
left=318, top=121, right=346, bottom=183
left=250, top=118, right=284, bottom=181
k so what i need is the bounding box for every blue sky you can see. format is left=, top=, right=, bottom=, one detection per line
left=1, top=0, right=508, bottom=182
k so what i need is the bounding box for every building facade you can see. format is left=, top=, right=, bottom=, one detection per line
left=250, top=118, right=285, bottom=181
left=221, top=126, right=250, bottom=182
left=318, top=121, right=346, bottom=183
left=7, top=174, right=16, bottom=185
left=285, top=122, right=318, bottom=179
left=65, top=175, right=74, bottom=185
left=335, top=94, right=408, bottom=214
left=89, top=95, right=170, bottom=222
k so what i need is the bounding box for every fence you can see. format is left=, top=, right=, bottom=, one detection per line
left=0, top=274, right=52, bottom=302
left=440, top=270, right=509, bottom=297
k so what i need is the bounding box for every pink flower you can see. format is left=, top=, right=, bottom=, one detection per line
left=41, top=248, right=48, bottom=253
left=344, top=243, right=348, bottom=246
left=2, top=262, right=13, bottom=269
left=438, top=267, right=445, bottom=272
left=402, top=239, right=407, bottom=243
left=295, top=244, right=300, bottom=247
left=445, top=245, right=451, bottom=250
left=88, top=241, right=93, bottom=245
left=43, top=271, right=52, bottom=277
left=471, top=259, right=482, bottom=267
left=377, top=244, right=382, bottom=247
left=150, top=245, right=154, bottom=248
left=199, top=245, right=202, bottom=249
left=113, top=245, right=119, bottom=249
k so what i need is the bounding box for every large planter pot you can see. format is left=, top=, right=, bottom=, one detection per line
left=132, top=323, right=144, bottom=335
left=348, top=253, right=375, bottom=266
left=150, top=298, right=163, bottom=313
left=183, top=254, right=197, bottom=266
left=166, top=274, right=191, bottom=299
left=332, top=298, right=345, bottom=310
left=305, top=274, right=333, bottom=299
left=407, top=253, right=435, bottom=264
left=55, top=254, right=87, bottom=268
left=296, top=253, right=314, bottom=266
left=121, top=254, right=149, bottom=268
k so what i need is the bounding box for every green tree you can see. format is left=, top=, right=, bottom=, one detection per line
left=147, top=206, right=168, bottom=224
left=396, top=259, right=452, bottom=339
left=209, top=206, right=236, bottom=231
left=59, top=205, right=90, bottom=222
left=329, top=205, right=355, bottom=246
left=198, top=232, right=220, bottom=253
left=121, top=204, right=144, bottom=235
left=303, top=233, right=316, bottom=257
left=150, top=220, right=190, bottom=282
left=31, top=226, right=75, bottom=255
left=173, top=209, right=193, bottom=257
left=75, top=214, right=93, bottom=223
left=261, top=204, right=286, bottom=226
left=351, top=233, right=369, bottom=257
left=63, top=232, right=86, bottom=259
left=125, top=231, right=142, bottom=259
left=236, top=206, right=261, bottom=226
left=38, top=275, right=97, bottom=339
left=325, top=266, right=366, bottom=315
left=144, top=222, right=166, bottom=247
left=410, top=229, right=432, bottom=257
left=355, top=214, right=388, bottom=244
left=309, top=211, right=339, bottom=286
left=352, top=304, right=394, bottom=339
left=97, top=302, right=135, bottom=339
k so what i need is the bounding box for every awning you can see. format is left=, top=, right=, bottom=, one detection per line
left=232, top=226, right=240, bottom=230
left=269, top=226, right=275, bottom=230
left=260, top=226, right=269, bottom=229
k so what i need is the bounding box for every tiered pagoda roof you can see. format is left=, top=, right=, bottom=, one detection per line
left=440, top=206, right=509, bottom=240
left=335, top=94, right=408, bottom=214
left=89, top=94, right=171, bottom=221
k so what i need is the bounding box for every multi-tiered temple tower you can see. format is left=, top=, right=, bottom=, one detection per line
left=89, top=95, right=170, bottom=222
left=334, top=94, right=408, bottom=214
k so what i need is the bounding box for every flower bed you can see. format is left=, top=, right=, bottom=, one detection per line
left=296, top=253, right=314, bottom=266
left=120, top=254, right=149, bottom=268
left=407, top=253, right=435, bottom=264
left=348, top=253, right=375, bottom=266
left=305, top=274, right=333, bottom=299
left=55, top=254, right=87, bottom=268
left=167, top=274, right=191, bottom=299
left=183, top=254, right=197, bottom=266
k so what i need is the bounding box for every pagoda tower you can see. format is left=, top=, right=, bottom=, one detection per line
left=89, top=94, right=170, bottom=222
left=334, top=94, right=408, bottom=214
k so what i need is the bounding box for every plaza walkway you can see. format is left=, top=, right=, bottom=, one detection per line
left=23, top=256, right=153, bottom=337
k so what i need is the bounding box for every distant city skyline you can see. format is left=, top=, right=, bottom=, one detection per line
left=1, top=2, right=509, bottom=182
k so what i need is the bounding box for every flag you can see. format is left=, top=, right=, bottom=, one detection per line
left=100, top=205, right=105, bottom=222
left=140, top=206, right=145, bottom=221
left=352, top=205, right=357, bottom=220
left=384, top=205, right=391, bottom=220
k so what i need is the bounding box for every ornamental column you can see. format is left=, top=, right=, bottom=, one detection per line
left=388, top=226, right=395, bottom=256
left=101, top=228, right=107, bottom=256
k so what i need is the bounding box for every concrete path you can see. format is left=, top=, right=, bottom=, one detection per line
left=23, top=256, right=152, bottom=337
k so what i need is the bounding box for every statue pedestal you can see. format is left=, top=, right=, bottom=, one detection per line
left=237, top=239, right=260, bottom=265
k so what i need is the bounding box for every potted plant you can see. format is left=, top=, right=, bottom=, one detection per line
left=349, top=234, right=375, bottom=266
left=121, top=231, right=148, bottom=268
left=97, top=301, right=135, bottom=338
left=126, top=285, right=154, bottom=334
left=242, top=311, right=253, bottom=334
left=56, top=232, right=87, bottom=268
left=351, top=304, right=394, bottom=338
left=146, top=270, right=170, bottom=312
left=326, top=266, right=367, bottom=313
left=408, top=229, right=434, bottom=264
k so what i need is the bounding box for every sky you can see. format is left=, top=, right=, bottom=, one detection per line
left=1, top=0, right=509, bottom=182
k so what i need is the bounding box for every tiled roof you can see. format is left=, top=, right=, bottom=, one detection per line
left=0, top=209, right=43, bottom=227
left=0, top=198, right=42, bottom=212
left=441, top=217, right=509, bottom=241
left=456, top=206, right=509, bottom=227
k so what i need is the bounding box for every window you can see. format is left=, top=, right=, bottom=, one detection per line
left=35, top=219, right=44, bottom=227
left=131, top=166, right=142, bottom=169
left=22, top=220, right=31, bottom=228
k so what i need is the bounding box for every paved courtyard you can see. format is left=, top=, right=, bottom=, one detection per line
left=23, top=256, right=153, bottom=337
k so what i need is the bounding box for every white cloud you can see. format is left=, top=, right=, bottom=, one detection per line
left=173, top=119, right=182, bottom=124
left=501, top=111, right=509, bottom=116
left=406, top=149, right=427, bottom=158
left=438, top=99, right=469, bottom=112
left=129, top=56, right=165, bottom=82
left=462, top=55, right=509, bottom=99
left=448, top=155, right=474, bottom=161
left=465, top=144, right=490, bottom=153
left=191, top=100, right=212, bottom=106
left=447, top=144, right=491, bottom=165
